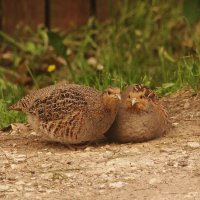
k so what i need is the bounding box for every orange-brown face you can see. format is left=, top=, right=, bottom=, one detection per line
left=103, top=87, right=121, bottom=110
left=125, top=91, right=149, bottom=112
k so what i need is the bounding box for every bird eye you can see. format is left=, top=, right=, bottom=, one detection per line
left=128, top=95, right=131, bottom=98
left=107, top=91, right=111, bottom=95
left=140, top=96, right=143, bottom=99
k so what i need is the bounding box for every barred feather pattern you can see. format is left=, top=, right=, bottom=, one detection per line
left=27, top=88, right=89, bottom=143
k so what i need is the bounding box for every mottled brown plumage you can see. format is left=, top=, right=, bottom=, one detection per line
left=106, top=84, right=168, bottom=143
left=10, top=83, right=121, bottom=144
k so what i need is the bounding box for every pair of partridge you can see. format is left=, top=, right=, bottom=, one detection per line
left=10, top=83, right=121, bottom=145
left=106, top=84, right=169, bottom=143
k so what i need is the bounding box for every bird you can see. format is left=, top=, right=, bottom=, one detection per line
left=9, top=83, right=121, bottom=145
left=106, top=84, right=168, bottom=143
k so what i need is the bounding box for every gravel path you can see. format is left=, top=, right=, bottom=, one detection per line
left=0, top=89, right=199, bottom=200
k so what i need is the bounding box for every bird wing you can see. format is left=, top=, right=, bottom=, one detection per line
left=27, top=88, right=88, bottom=140
left=28, top=88, right=87, bottom=122
left=40, top=108, right=87, bottom=141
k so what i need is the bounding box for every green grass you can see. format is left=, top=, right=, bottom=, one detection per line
left=0, top=78, right=26, bottom=128
left=0, top=0, right=200, bottom=128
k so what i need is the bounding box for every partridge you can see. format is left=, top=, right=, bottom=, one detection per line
left=10, top=83, right=121, bottom=145
left=106, top=84, right=168, bottom=143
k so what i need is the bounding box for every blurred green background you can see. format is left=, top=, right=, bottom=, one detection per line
left=0, top=0, right=200, bottom=127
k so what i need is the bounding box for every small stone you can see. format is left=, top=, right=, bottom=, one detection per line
left=143, top=159, right=154, bottom=167
left=41, top=173, right=53, bottom=180
left=46, top=189, right=55, bottom=194
left=12, top=143, right=17, bottom=147
left=187, top=142, right=200, bottom=148
left=14, top=154, right=27, bottom=163
left=173, top=163, right=178, bottom=168
left=15, top=185, right=24, bottom=191
left=65, top=173, right=73, bottom=178
left=184, top=192, right=199, bottom=198
left=30, top=131, right=37, bottom=135
left=184, top=102, right=190, bottom=109
left=178, top=160, right=188, bottom=167
left=103, top=150, right=113, bottom=158
left=24, top=187, right=35, bottom=192
left=41, top=163, right=52, bottom=168
left=16, top=180, right=25, bottom=185
left=98, top=184, right=106, bottom=189
left=195, top=112, right=200, bottom=117
left=172, top=122, right=179, bottom=127
left=24, top=193, right=32, bottom=198
left=109, top=181, right=127, bottom=188
left=149, top=178, right=161, bottom=185
left=85, top=147, right=91, bottom=151
left=0, top=185, right=9, bottom=191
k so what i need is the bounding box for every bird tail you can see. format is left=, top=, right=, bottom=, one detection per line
left=9, top=101, right=23, bottom=111
left=9, top=95, right=30, bottom=112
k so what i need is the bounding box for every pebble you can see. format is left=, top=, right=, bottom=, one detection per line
left=30, top=131, right=37, bottom=135
left=16, top=180, right=25, bottom=185
left=84, top=147, right=91, bottom=151
left=15, top=185, right=24, bottom=191
left=24, top=187, right=36, bottom=192
left=98, top=184, right=106, bottom=189
left=103, top=151, right=113, bottom=158
left=65, top=173, right=73, bottom=178
left=41, top=173, right=53, bottom=180
left=172, top=122, right=179, bottom=127
left=24, top=193, right=32, bottom=198
left=41, top=163, right=52, bottom=168
left=46, top=152, right=52, bottom=156
left=184, top=192, right=199, bottom=198
left=12, top=143, right=17, bottom=147
left=13, top=154, right=27, bottom=163
left=46, top=189, right=56, bottom=194
left=184, top=102, right=190, bottom=109
left=0, top=185, right=9, bottom=192
left=149, top=178, right=161, bottom=185
left=187, top=142, right=200, bottom=148
left=109, top=181, right=127, bottom=188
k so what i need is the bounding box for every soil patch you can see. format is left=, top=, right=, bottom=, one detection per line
left=0, top=89, right=200, bottom=200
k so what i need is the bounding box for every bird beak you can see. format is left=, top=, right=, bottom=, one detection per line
left=131, top=98, right=137, bottom=106
left=115, top=94, right=121, bottom=100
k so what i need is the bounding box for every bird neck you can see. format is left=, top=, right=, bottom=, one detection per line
left=128, top=101, right=153, bottom=113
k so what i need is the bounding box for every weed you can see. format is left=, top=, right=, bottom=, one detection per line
left=0, top=78, right=26, bottom=127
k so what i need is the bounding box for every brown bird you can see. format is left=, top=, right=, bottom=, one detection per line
left=10, top=83, right=121, bottom=145
left=106, top=84, right=168, bottom=143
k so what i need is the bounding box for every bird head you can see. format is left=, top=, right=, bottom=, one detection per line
left=102, top=87, right=121, bottom=110
left=125, top=84, right=158, bottom=112
left=125, top=90, right=149, bottom=112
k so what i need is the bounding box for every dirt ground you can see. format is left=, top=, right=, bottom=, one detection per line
left=0, top=89, right=200, bottom=200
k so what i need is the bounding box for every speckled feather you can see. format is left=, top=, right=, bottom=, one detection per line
left=10, top=84, right=121, bottom=144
